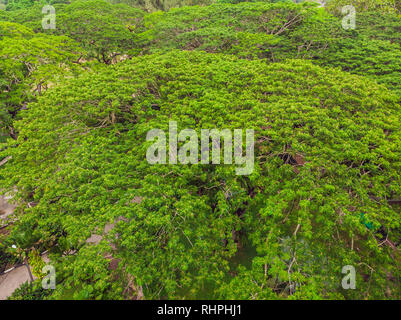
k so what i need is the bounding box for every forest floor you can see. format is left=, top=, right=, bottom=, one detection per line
left=0, top=194, right=16, bottom=221
left=0, top=265, right=32, bottom=300
left=0, top=193, right=25, bottom=300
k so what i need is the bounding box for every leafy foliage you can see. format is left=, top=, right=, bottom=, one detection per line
left=1, top=0, right=145, bottom=63
left=0, top=0, right=144, bottom=63
left=2, top=51, right=400, bottom=299
left=136, top=2, right=340, bottom=60
left=0, top=21, right=82, bottom=136
left=3, top=0, right=70, bottom=11
left=326, top=0, right=400, bottom=15
left=0, top=243, right=17, bottom=273
left=109, top=0, right=215, bottom=12
left=355, top=11, right=401, bottom=46
left=1, top=0, right=400, bottom=301
left=8, top=280, right=51, bottom=300
left=28, top=249, right=45, bottom=278
left=133, top=2, right=401, bottom=99
left=50, top=0, right=144, bottom=63
left=315, top=37, right=401, bottom=98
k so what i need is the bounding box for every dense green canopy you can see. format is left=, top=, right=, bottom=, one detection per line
left=1, top=0, right=400, bottom=301
left=51, top=0, right=144, bottom=63
left=135, top=2, right=340, bottom=59
left=1, top=1, right=144, bottom=63
left=2, top=1, right=400, bottom=99
left=326, top=0, right=400, bottom=15
left=0, top=21, right=82, bottom=136
left=316, top=37, right=401, bottom=98
left=132, top=2, right=401, bottom=100
left=2, top=50, right=400, bottom=299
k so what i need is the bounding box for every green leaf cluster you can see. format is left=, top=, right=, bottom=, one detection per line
left=2, top=51, right=400, bottom=299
